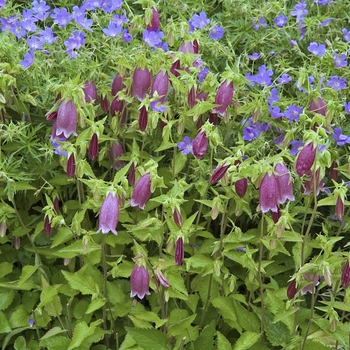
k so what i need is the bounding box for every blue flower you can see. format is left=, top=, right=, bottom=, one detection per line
left=307, top=42, right=326, bottom=56
left=274, top=14, right=288, bottom=28
left=209, top=25, right=224, bottom=40
left=269, top=105, right=284, bottom=118
left=122, top=29, right=132, bottom=43
left=198, top=67, right=209, bottom=83
left=189, top=12, right=210, bottom=31
left=142, top=30, right=164, bottom=47
left=20, top=50, right=35, bottom=69
left=178, top=136, right=193, bottom=155
left=327, top=76, right=346, bottom=91
left=102, top=22, right=122, bottom=37
left=254, top=65, right=273, bottom=86
left=333, top=127, right=350, bottom=146
left=343, top=28, right=350, bottom=42
left=253, top=17, right=267, bottom=31
left=290, top=140, right=304, bottom=155
left=150, top=101, right=166, bottom=113
left=319, top=18, right=334, bottom=27
left=344, top=102, right=350, bottom=114
left=333, top=54, right=347, bottom=68
left=278, top=73, right=292, bottom=84
left=290, top=1, right=308, bottom=24
left=247, top=52, right=261, bottom=60
left=284, top=105, right=302, bottom=122
left=51, top=7, right=72, bottom=27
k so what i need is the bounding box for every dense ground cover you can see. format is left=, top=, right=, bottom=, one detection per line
left=1, top=0, right=350, bottom=349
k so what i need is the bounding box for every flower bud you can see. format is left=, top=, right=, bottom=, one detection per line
left=287, top=279, right=297, bottom=300
left=97, top=192, right=119, bottom=235
left=173, top=207, right=183, bottom=227
left=53, top=198, right=60, bottom=213
left=341, top=260, right=350, bottom=289
left=210, top=164, right=229, bottom=185
left=329, top=161, right=339, bottom=181
left=295, top=142, right=316, bottom=177
left=146, top=7, right=160, bottom=31
left=170, top=60, right=181, bottom=78
left=187, top=86, right=196, bottom=109
left=178, top=40, right=196, bottom=54
left=303, top=168, right=323, bottom=195
left=131, top=173, right=152, bottom=210
left=154, top=269, right=170, bottom=288
left=323, top=264, right=332, bottom=287
left=100, top=95, right=109, bottom=113
left=235, top=178, right=248, bottom=198
left=67, top=153, right=76, bottom=179
left=109, top=142, right=125, bottom=170
left=132, top=68, right=151, bottom=101
left=0, top=222, right=6, bottom=237
left=272, top=207, right=281, bottom=224
left=130, top=265, right=151, bottom=299
left=192, top=130, right=208, bottom=159
left=309, top=97, right=327, bottom=116
left=83, top=80, right=97, bottom=104
left=112, top=73, right=124, bottom=96
left=336, top=196, right=344, bottom=220
left=275, top=162, right=295, bottom=204
left=63, top=258, right=71, bottom=266
left=46, top=93, right=61, bottom=120
left=213, top=80, right=234, bottom=116
left=89, top=133, right=98, bottom=160
left=14, top=237, right=20, bottom=250
left=151, top=70, right=169, bottom=105
left=57, top=99, right=77, bottom=138
left=209, top=112, right=219, bottom=125
left=175, top=237, right=184, bottom=265
left=259, top=173, right=279, bottom=213
left=44, top=215, right=52, bottom=236
left=128, top=162, right=136, bottom=186
left=138, top=105, right=148, bottom=132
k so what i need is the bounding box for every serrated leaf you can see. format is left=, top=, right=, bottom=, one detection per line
left=40, top=327, right=67, bottom=340
left=264, top=311, right=290, bottom=347
left=55, top=239, right=101, bottom=258
left=113, top=162, right=131, bottom=184
left=0, top=290, right=15, bottom=310
left=126, top=327, right=170, bottom=350
left=68, top=321, right=95, bottom=349
left=86, top=298, right=106, bottom=314
left=40, top=335, right=70, bottom=350
left=211, top=297, right=239, bottom=330
left=9, top=306, right=30, bottom=328
left=18, top=265, right=38, bottom=286
left=38, top=285, right=61, bottom=309
left=233, top=331, right=261, bottom=350
left=128, top=315, right=152, bottom=329
left=168, top=314, right=196, bottom=336
left=2, top=327, right=31, bottom=350
left=130, top=311, right=165, bottom=329
left=216, top=331, right=231, bottom=350
left=62, top=271, right=98, bottom=296
left=0, top=263, right=13, bottom=278
left=51, top=227, right=74, bottom=248
left=194, top=320, right=216, bottom=350
left=173, top=152, right=187, bottom=176
left=232, top=301, right=260, bottom=333
left=0, top=311, right=11, bottom=333
left=14, top=335, right=26, bottom=350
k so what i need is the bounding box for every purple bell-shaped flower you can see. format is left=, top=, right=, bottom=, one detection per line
left=259, top=172, right=279, bottom=213
left=213, top=80, right=234, bottom=116
left=132, top=67, right=151, bottom=101
left=130, top=265, right=151, bottom=299
left=131, top=173, right=152, bottom=210
left=295, top=142, right=316, bottom=177
left=56, top=99, right=77, bottom=138
left=97, top=192, right=119, bottom=235
left=193, top=130, right=208, bottom=159
left=274, top=162, right=295, bottom=205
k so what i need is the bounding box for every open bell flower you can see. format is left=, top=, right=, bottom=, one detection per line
left=97, top=193, right=119, bottom=235
left=56, top=99, right=77, bottom=138
left=130, top=265, right=151, bottom=299
left=131, top=173, right=152, bottom=210
left=295, top=142, right=316, bottom=177
left=83, top=80, right=97, bottom=104
left=275, top=162, right=295, bottom=204
left=192, top=130, right=208, bottom=159
left=259, top=172, right=279, bottom=213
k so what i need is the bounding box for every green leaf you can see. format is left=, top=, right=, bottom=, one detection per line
left=125, top=327, right=170, bottom=350
left=0, top=290, right=15, bottom=310
left=168, top=314, right=197, bottom=336
left=0, top=263, right=13, bottom=278
left=62, top=270, right=99, bottom=296
left=130, top=311, right=165, bottom=329
left=40, top=335, right=71, bottom=350
left=14, top=336, right=26, bottom=350
left=68, top=321, right=96, bottom=349
left=216, top=331, right=232, bottom=350
left=0, top=311, right=11, bottom=333
left=211, top=297, right=239, bottom=330
left=38, top=285, right=61, bottom=309
left=173, top=152, right=187, bottom=176
left=40, top=327, right=67, bottom=340
left=86, top=298, right=106, bottom=314
left=9, top=306, right=30, bottom=328
left=232, top=301, right=260, bottom=333
left=13, top=182, right=36, bottom=191
left=2, top=327, right=32, bottom=350
left=233, top=331, right=261, bottom=350
left=51, top=227, right=74, bottom=248
left=264, top=311, right=290, bottom=347
left=18, top=265, right=38, bottom=286
left=194, top=320, right=216, bottom=350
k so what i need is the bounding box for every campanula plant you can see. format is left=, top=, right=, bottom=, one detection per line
left=2, top=0, right=350, bottom=349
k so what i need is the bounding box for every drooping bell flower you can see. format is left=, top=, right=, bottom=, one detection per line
left=97, top=192, right=119, bottom=235
left=146, top=7, right=160, bottom=31
left=131, top=173, right=152, bottom=210
left=112, top=73, right=124, bottom=96
left=303, top=168, right=323, bottom=195
left=235, top=178, right=248, bottom=198
left=287, top=279, right=297, bottom=300
left=259, top=172, right=279, bottom=213
left=173, top=207, right=183, bottom=227
left=274, top=162, right=295, bottom=204
left=13, top=237, right=20, bottom=250
left=46, top=93, right=61, bottom=120
left=154, top=269, right=170, bottom=288
left=109, top=142, right=125, bottom=170
left=83, top=80, right=97, bottom=104
left=132, top=67, right=151, bottom=101
left=44, top=216, right=52, bottom=236
left=178, top=40, right=195, bottom=54
left=336, top=196, right=344, bottom=219
left=213, top=80, right=234, bottom=116
left=330, top=161, right=339, bottom=181
left=138, top=105, right=148, bottom=132
left=89, top=133, right=98, bottom=160
left=130, top=265, right=151, bottom=299
left=192, top=130, right=208, bottom=159
left=309, top=97, right=327, bottom=116
left=210, top=164, right=229, bottom=185
left=175, top=237, right=184, bottom=265
left=300, top=273, right=319, bottom=295
left=66, top=153, right=76, bottom=178
left=151, top=70, right=169, bottom=105
left=341, top=260, right=350, bottom=289
left=295, top=142, right=316, bottom=177
left=56, top=99, right=77, bottom=138
left=110, top=98, right=124, bottom=116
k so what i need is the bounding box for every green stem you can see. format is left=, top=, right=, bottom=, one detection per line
left=66, top=302, right=73, bottom=338
left=101, top=236, right=110, bottom=348
left=258, top=215, right=265, bottom=341
left=199, top=274, right=213, bottom=329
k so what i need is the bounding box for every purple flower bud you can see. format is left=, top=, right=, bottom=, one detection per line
left=97, top=192, right=119, bottom=235
left=175, top=237, right=184, bottom=265
left=170, top=59, right=181, bottom=78
left=128, top=163, right=136, bottom=186
left=192, top=130, right=208, bottom=159
left=151, top=70, right=169, bottom=105
left=188, top=86, right=196, bottom=108
left=213, top=80, right=234, bottom=116
left=210, top=164, right=229, bottom=185
left=138, top=105, right=148, bottom=131
left=178, top=40, right=196, bottom=54
left=66, top=153, right=75, bottom=178
left=44, top=216, right=52, bottom=236
left=0, top=222, right=7, bottom=238
left=235, top=178, right=248, bottom=198
left=259, top=173, right=279, bottom=213
left=112, top=73, right=124, bottom=96
left=53, top=198, right=60, bottom=213
left=100, top=95, right=109, bottom=113
left=46, top=93, right=61, bottom=120
left=330, top=161, right=339, bottom=181
left=274, top=163, right=295, bottom=204
left=57, top=99, right=77, bottom=138
left=109, top=142, right=125, bottom=170
left=130, top=265, right=151, bottom=299
left=295, top=142, right=316, bottom=177
left=209, top=112, right=219, bottom=125
left=303, top=168, right=323, bottom=195
left=336, top=196, right=344, bottom=219
left=110, top=98, right=124, bottom=115
left=89, top=133, right=98, bottom=160
left=309, top=97, right=327, bottom=116
left=132, top=67, right=151, bottom=101
left=272, top=207, right=281, bottom=223
left=154, top=269, right=170, bottom=288
left=131, top=173, right=152, bottom=210
left=146, top=7, right=160, bottom=31
left=287, top=279, right=297, bottom=299
left=14, top=237, right=20, bottom=250
left=342, top=260, right=350, bottom=289
left=83, top=80, right=97, bottom=104
left=173, top=207, right=183, bottom=227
